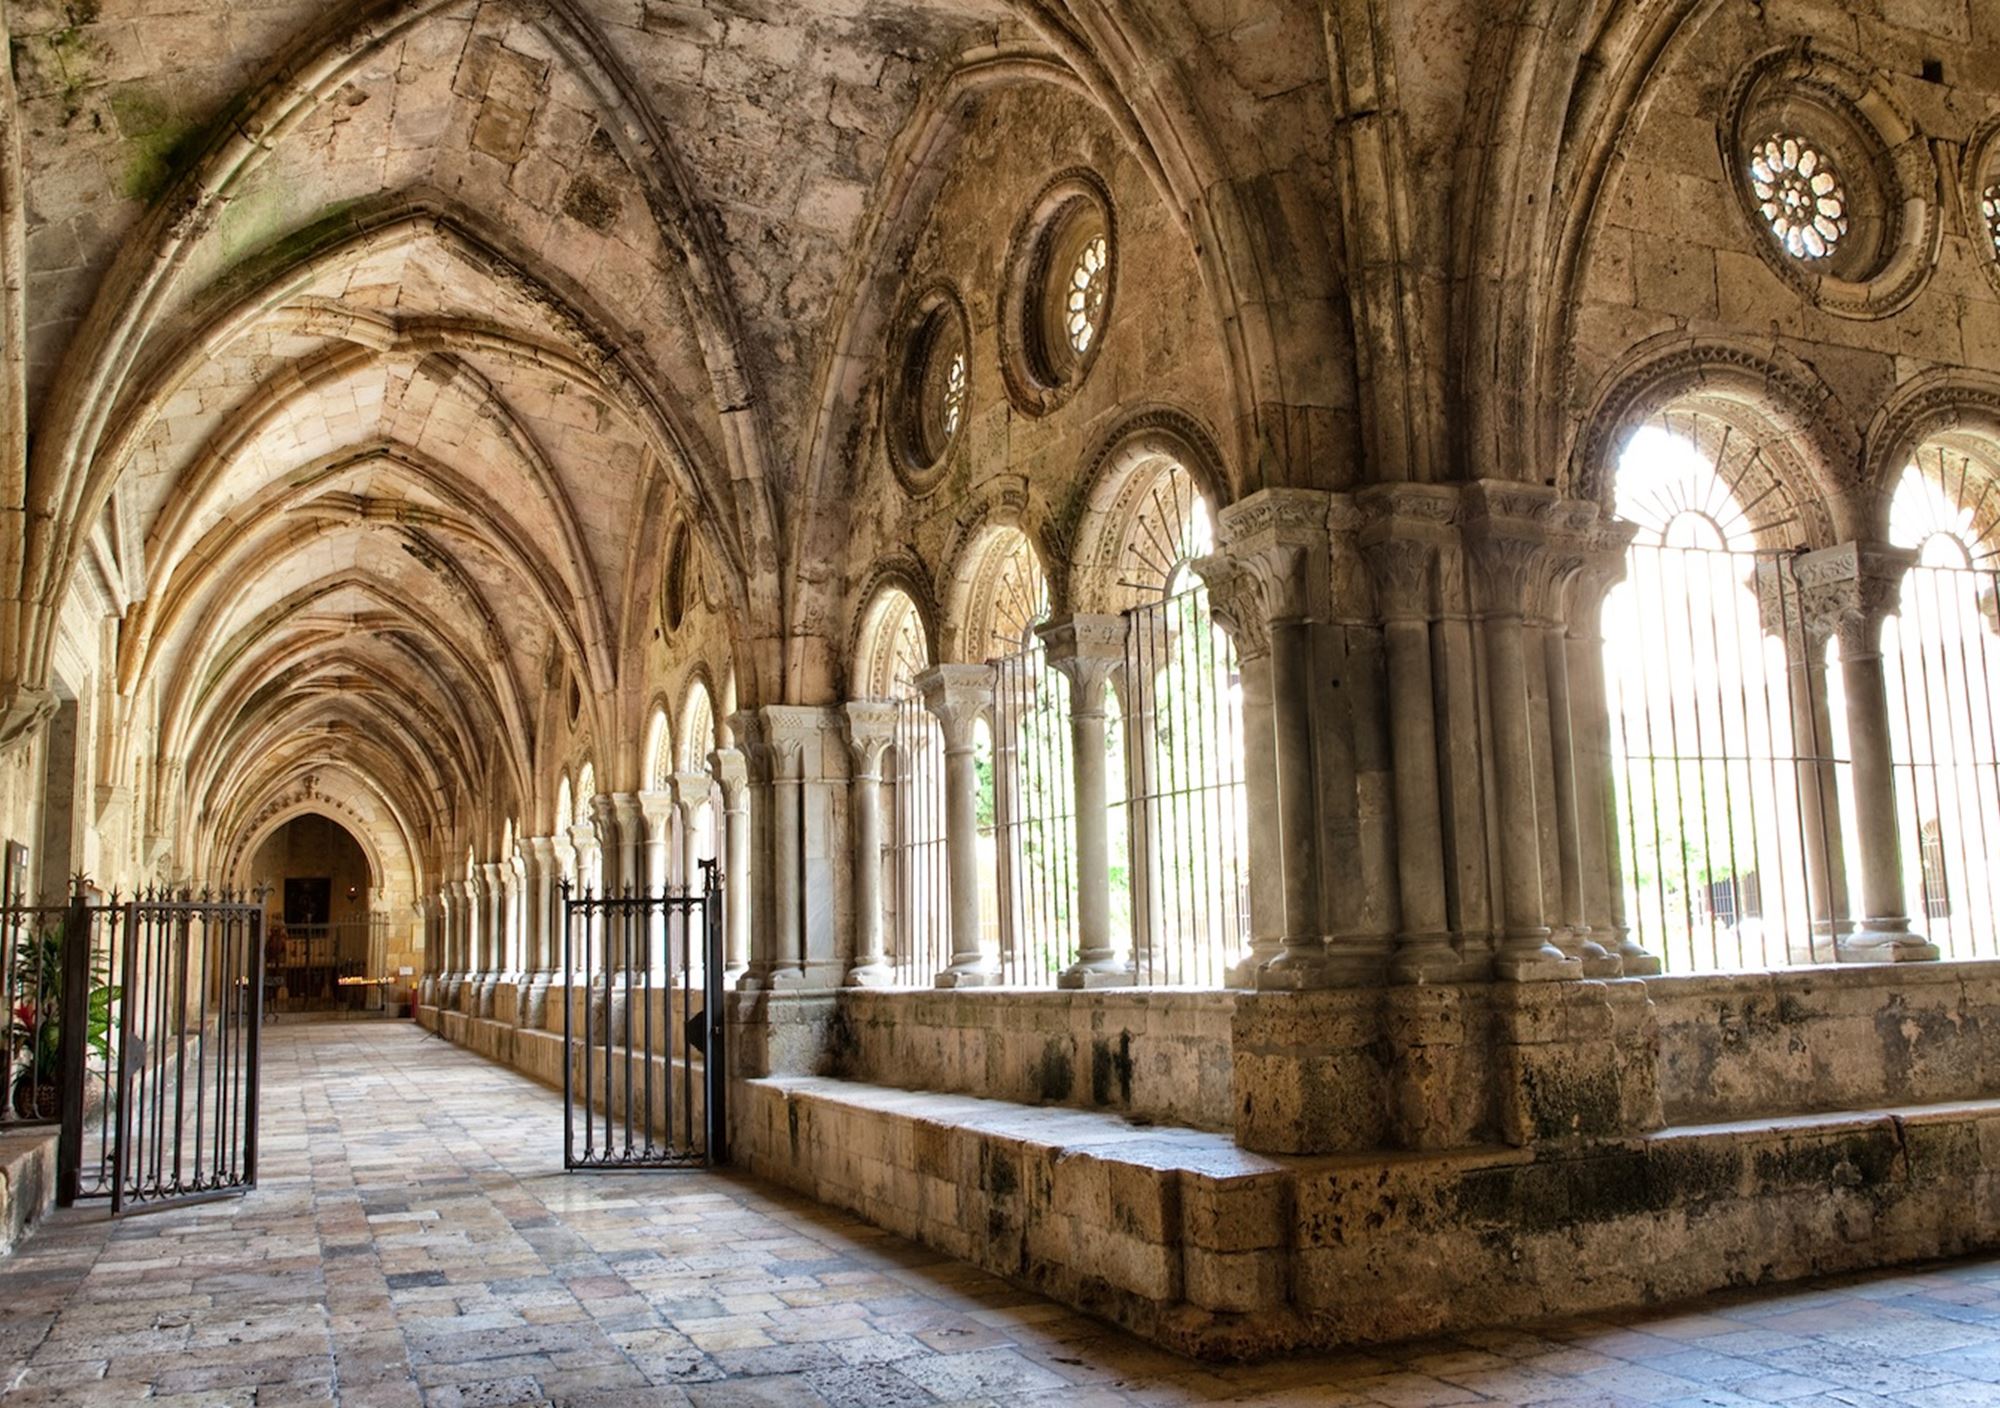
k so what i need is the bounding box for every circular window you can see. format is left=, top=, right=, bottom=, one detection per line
left=1749, top=134, right=1848, bottom=260
left=1958, top=117, right=2000, bottom=297
left=1001, top=171, right=1116, bottom=415
left=889, top=288, right=969, bottom=488
left=1721, top=43, right=1938, bottom=318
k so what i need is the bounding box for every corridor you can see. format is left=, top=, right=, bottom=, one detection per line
left=2, top=1024, right=1999, bottom=1408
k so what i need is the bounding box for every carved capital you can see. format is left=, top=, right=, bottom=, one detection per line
left=708, top=746, right=749, bottom=803
left=1793, top=542, right=1918, bottom=653
left=1356, top=482, right=1458, bottom=622
left=916, top=663, right=994, bottom=751
left=842, top=701, right=898, bottom=780
left=1215, top=488, right=1332, bottom=622
left=1192, top=551, right=1272, bottom=662
left=1038, top=613, right=1125, bottom=709
left=669, top=771, right=713, bottom=813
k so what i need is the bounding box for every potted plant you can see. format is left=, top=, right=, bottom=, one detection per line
left=6, top=917, right=117, bottom=1122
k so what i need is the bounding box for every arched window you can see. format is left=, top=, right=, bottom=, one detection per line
left=1882, top=446, right=2000, bottom=958
left=1603, top=420, right=1833, bottom=970
left=1112, top=460, right=1247, bottom=986
left=643, top=709, right=673, bottom=794
left=574, top=762, right=595, bottom=825
left=681, top=681, right=716, bottom=775
left=970, top=531, right=1066, bottom=986
left=856, top=587, right=947, bottom=984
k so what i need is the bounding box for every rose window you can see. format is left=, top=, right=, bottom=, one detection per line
left=1065, top=234, right=1109, bottom=355
left=1749, top=134, right=1848, bottom=260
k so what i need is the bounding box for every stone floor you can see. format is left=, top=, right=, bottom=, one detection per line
left=2, top=1025, right=1999, bottom=1407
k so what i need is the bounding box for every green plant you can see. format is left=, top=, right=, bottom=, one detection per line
left=6, top=915, right=117, bottom=1119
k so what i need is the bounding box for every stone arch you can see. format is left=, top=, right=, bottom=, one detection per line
left=679, top=672, right=719, bottom=774
left=1571, top=334, right=1855, bottom=547
left=847, top=561, right=941, bottom=700
left=940, top=512, right=1057, bottom=665
left=1862, top=370, right=2000, bottom=543
left=1063, top=407, right=1232, bottom=613
left=642, top=704, right=675, bottom=794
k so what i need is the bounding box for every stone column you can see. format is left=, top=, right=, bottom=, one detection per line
left=609, top=793, right=644, bottom=895
left=521, top=837, right=555, bottom=1027
left=672, top=772, right=712, bottom=893
left=1358, top=496, right=1471, bottom=983
left=1569, top=557, right=1660, bottom=976
left=478, top=862, right=506, bottom=1017
left=461, top=869, right=481, bottom=1014
left=842, top=702, right=897, bottom=988
left=918, top=664, right=997, bottom=987
left=711, top=747, right=751, bottom=983
left=1464, top=485, right=1579, bottom=982
left=756, top=709, right=805, bottom=986
left=1802, top=543, right=1937, bottom=962
left=1042, top=614, right=1134, bottom=988
left=1194, top=554, right=1280, bottom=987
left=641, top=793, right=675, bottom=971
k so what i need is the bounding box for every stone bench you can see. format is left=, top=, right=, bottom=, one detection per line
left=738, top=1073, right=2000, bottom=1358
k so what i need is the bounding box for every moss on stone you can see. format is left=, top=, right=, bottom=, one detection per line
left=111, top=89, right=207, bottom=203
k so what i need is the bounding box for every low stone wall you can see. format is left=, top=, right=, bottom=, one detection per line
left=824, top=987, right=1236, bottom=1131
left=1650, top=960, right=2000, bottom=1124
left=0, top=1128, right=56, bottom=1258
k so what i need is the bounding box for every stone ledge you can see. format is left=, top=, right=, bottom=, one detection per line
left=738, top=1072, right=2000, bottom=1359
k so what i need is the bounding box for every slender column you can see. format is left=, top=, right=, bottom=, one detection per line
left=1359, top=518, right=1470, bottom=983
left=1758, top=560, right=1853, bottom=960
left=1803, top=543, right=1937, bottom=962
left=1465, top=485, right=1579, bottom=982
left=641, top=793, right=674, bottom=974
left=1040, top=615, right=1134, bottom=988
left=477, top=862, right=506, bottom=1017
left=842, top=703, right=897, bottom=987
left=1194, top=554, right=1281, bottom=987
left=1569, top=563, right=1660, bottom=975
left=608, top=793, right=644, bottom=894
left=711, top=747, right=750, bottom=981
left=671, top=772, right=711, bottom=891
left=765, top=715, right=806, bottom=983
left=522, top=836, right=558, bottom=1027
left=918, top=664, right=997, bottom=987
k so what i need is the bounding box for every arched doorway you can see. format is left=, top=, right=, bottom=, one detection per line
left=250, top=814, right=383, bottom=1013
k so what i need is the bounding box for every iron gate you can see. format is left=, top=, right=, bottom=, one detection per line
left=561, top=862, right=724, bottom=1169
left=3, top=886, right=264, bottom=1215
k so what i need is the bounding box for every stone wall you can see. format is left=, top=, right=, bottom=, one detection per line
left=825, top=988, right=1235, bottom=1132
left=1650, top=960, right=2000, bottom=1125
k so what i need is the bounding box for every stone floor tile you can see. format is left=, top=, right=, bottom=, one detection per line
left=5, top=1025, right=2000, bottom=1408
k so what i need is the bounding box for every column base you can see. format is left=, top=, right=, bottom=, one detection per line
left=475, top=978, right=499, bottom=1019
left=1838, top=921, right=1939, bottom=963
left=935, top=963, right=999, bottom=989
left=1493, top=933, right=1582, bottom=983
left=1057, top=960, right=1137, bottom=990
left=1225, top=944, right=1283, bottom=990
left=842, top=960, right=896, bottom=989
left=1388, top=935, right=1481, bottom=985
